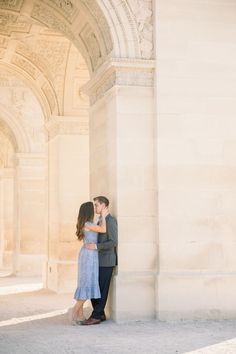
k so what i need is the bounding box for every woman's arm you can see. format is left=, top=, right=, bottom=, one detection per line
left=85, top=209, right=107, bottom=233
left=97, top=216, right=117, bottom=250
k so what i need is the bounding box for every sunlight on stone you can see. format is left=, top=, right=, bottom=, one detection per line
left=0, top=309, right=69, bottom=328
left=0, top=282, right=43, bottom=295
left=184, top=338, right=236, bottom=354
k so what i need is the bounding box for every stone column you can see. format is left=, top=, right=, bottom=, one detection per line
left=84, top=59, right=156, bottom=321
left=0, top=168, right=15, bottom=272
left=46, top=116, right=89, bottom=293
left=0, top=170, right=3, bottom=269
left=156, top=0, right=236, bottom=319
left=15, top=153, right=46, bottom=276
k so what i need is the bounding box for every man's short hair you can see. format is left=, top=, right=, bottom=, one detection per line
left=93, top=196, right=109, bottom=207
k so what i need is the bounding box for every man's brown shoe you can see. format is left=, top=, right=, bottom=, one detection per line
left=82, top=317, right=101, bottom=325
left=100, top=314, right=106, bottom=322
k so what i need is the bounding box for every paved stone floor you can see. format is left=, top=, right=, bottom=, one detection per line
left=0, top=276, right=236, bottom=354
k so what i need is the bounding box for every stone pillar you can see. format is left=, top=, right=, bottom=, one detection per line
left=156, top=0, right=236, bottom=319
left=0, top=170, right=3, bottom=269
left=84, top=59, right=156, bottom=321
left=15, top=153, right=46, bottom=276
left=0, top=168, right=15, bottom=271
left=46, top=116, right=89, bottom=293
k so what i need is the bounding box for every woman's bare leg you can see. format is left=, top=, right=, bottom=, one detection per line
left=71, top=300, right=86, bottom=324
left=78, top=303, right=86, bottom=320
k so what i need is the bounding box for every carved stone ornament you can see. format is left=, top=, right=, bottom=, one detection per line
left=43, top=0, right=77, bottom=23
left=90, top=71, right=116, bottom=106
left=32, top=3, right=75, bottom=42
left=41, top=82, right=57, bottom=114
left=127, top=0, right=153, bottom=59
left=0, top=120, right=17, bottom=151
left=15, top=38, right=69, bottom=114
left=12, top=55, right=37, bottom=79
left=85, top=59, right=155, bottom=105
left=79, top=0, right=113, bottom=54
left=36, top=39, right=69, bottom=76
left=16, top=42, right=53, bottom=82
left=46, top=116, right=89, bottom=140
left=0, top=74, right=20, bottom=88
left=0, top=0, right=23, bottom=11
left=0, top=36, right=8, bottom=48
left=80, top=24, right=102, bottom=71
left=0, top=12, right=31, bottom=36
left=0, top=130, right=15, bottom=168
left=0, top=70, right=45, bottom=153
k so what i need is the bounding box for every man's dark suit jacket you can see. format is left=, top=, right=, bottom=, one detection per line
left=97, top=214, right=118, bottom=267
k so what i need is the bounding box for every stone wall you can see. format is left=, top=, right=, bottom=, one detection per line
left=156, top=0, right=236, bottom=319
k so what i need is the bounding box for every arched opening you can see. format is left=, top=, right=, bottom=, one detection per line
left=0, top=20, right=91, bottom=285
left=0, top=0, right=156, bottom=322
left=0, top=68, right=47, bottom=281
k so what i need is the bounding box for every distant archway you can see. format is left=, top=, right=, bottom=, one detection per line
left=0, top=108, right=31, bottom=153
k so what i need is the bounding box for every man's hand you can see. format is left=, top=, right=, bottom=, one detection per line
left=86, top=241, right=97, bottom=250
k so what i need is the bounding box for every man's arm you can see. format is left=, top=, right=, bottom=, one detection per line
left=97, top=217, right=117, bottom=251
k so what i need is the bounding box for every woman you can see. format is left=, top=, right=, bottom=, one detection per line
left=70, top=201, right=107, bottom=325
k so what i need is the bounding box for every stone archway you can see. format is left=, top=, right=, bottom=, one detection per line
left=0, top=0, right=156, bottom=321
left=0, top=22, right=91, bottom=281
left=0, top=69, right=47, bottom=276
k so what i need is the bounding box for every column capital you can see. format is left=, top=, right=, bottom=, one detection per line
left=15, top=153, right=46, bottom=168
left=45, top=115, right=89, bottom=140
left=82, top=57, right=155, bottom=105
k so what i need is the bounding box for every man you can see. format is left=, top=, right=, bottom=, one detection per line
left=82, top=196, right=118, bottom=325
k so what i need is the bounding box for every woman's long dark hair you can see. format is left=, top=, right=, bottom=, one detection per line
left=76, top=202, right=94, bottom=241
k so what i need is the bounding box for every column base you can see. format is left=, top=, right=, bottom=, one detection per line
left=111, top=271, right=156, bottom=322
left=46, top=260, right=77, bottom=293
left=157, top=272, right=236, bottom=320
left=2, top=251, right=14, bottom=271
left=17, top=254, right=46, bottom=276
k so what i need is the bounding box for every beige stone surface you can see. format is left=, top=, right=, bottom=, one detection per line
left=156, top=0, right=236, bottom=319
left=1, top=0, right=236, bottom=322
left=46, top=122, right=89, bottom=292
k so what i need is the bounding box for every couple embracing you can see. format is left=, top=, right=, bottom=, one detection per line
left=71, top=196, right=117, bottom=325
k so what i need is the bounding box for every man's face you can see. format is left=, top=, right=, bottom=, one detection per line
left=94, top=201, right=104, bottom=215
